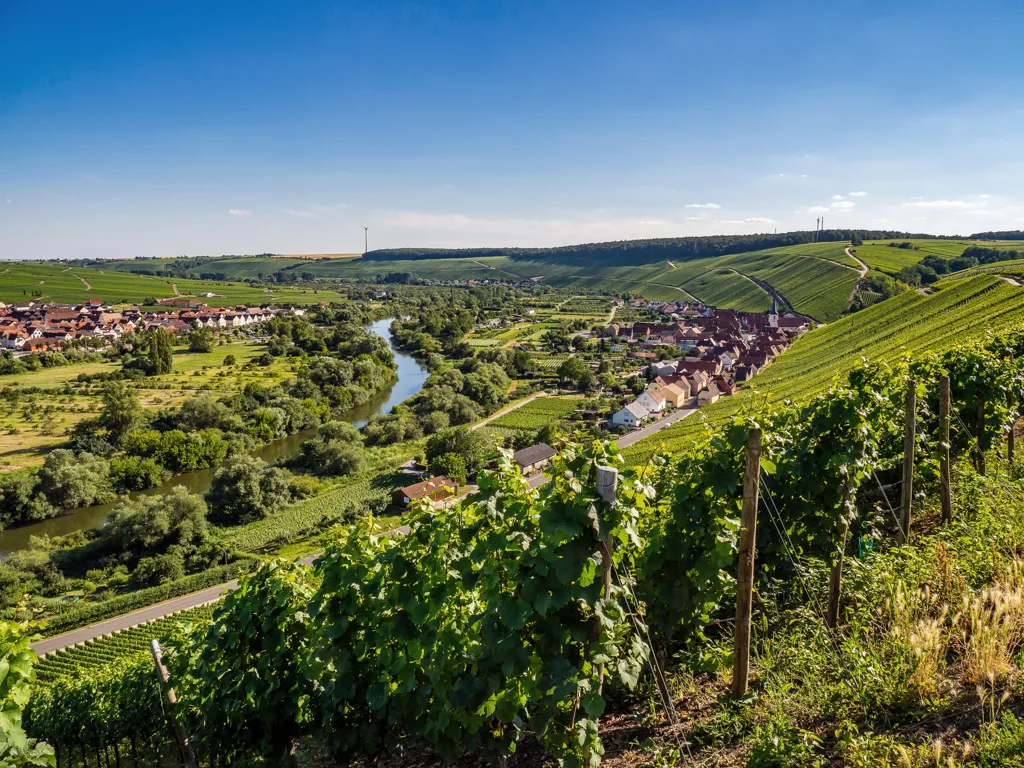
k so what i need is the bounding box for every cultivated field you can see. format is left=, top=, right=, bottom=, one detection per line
left=0, top=342, right=294, bottom=468
left=1, top=261, right=343, bottom=305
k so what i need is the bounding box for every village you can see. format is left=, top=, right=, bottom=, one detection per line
left=606, top=304, right=810, bottom=428
left=0, top=298, right=282, bottom=352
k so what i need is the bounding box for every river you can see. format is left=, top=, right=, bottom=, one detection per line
left=0, top=319, right=428, bottom=551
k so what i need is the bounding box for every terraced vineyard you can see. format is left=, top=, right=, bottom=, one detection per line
left=624, top=275, right=1024, bottom=463
left=490, top=396, right=581, bottom=431
left=678, top=269, right=771, bottom=312
left=219, top=474, right=397, bottom=553
left=36, top=605, right=215, bottom=681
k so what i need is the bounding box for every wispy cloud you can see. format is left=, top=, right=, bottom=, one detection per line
left=903, top=199, right=985, bottom=209
left=684, top=203, right=721, bottom=209
left=848, top=191, right=868, bottom=197
left=832, top=194, right=845, bottom=200
left=228, top=208, right=252, bottom=216
left=831, top=200, right=855, bottom=210
left=718, top=217, right=776, bottom=225
left=807, top=206, right=829, bottom=213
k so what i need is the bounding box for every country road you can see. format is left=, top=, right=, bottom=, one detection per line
left=845, top=247, right=869, bottom=278
left=844, top=247, right=870, bottom=308
left=33, top=405, right=696, bottom=654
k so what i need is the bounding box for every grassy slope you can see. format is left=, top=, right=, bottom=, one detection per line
left=624, top=275, right=1024, bottom=463
left=0, top=261, right=342, bottom=305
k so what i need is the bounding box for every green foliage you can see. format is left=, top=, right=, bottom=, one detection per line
left=169, top=560, right=316, bottom=762
left=96, top=380, right=142, bottom=446
left=34, top=450, right=111, bottom=511
left=38, top=559, right=258, bottom=638
left=428, top=451, right=467, bottom=483
left=26, top=656, right=162, bottom=762
left=205, top=454, right=291, bottom=525
left=304, top=444, right=647, bottom=765
left=0, top=621, right=54, bottom=766
left=424, top=427, right=490, bottom=474
left=557, top=356, right=589, bottom=388
left=108, top=455, right=165, bottom=492
left=186, top=326, right=215, bottom=353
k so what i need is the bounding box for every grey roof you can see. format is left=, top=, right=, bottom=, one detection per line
left=513, top=442, right=558, bottom=468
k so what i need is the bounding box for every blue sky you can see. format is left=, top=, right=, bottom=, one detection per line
left=3, top=0, right=1024, bottom=259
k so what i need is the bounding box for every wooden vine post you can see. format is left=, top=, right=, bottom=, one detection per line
left=732, top=427, right=761, bottom=699
left=900, top=379, right=916, bottom=544
left=976, top=398, right=987, bottom=476
left=150, top=639, right=199, bottom=768
left=1009, top=352, right=1016, bottom=466
left=594, top=466, right=618, bottom=695
left=939, top=376, right=952, bottom=524
left=826, top=484, right=854, bottom=629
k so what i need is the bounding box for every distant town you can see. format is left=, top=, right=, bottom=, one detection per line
left=0, top=298, right=290, bottom=352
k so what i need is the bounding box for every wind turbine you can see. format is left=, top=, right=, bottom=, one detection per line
left=363, top=226, right=368, bottom=254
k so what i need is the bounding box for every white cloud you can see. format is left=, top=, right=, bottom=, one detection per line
left=848, top=191, right=868, bottom=197
left=717, top=217, right=776, bottom=225
left=228, top=209, right=251, bottom=216
left=832, top=194, right=845, bottom=200
left=684, top=203, right=721, bottom=209
left=684, top=215, right=705, bottom=221
left=903, top=199, right=985, bottom=209
left=831, top=200, right=855, bottom=210
left=807, top=206, right=829, bottom=213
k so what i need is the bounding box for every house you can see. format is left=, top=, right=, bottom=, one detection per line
left=513, top=443, right=558, bottom=474
left=697, top=382, right=722, bottom=406
left=734, top=363, right=759, bottom=382
left=661, top=381, right=690, bottom=408
left=651, top=361, right=678, bottom=378
left=612, top=401, right=651, bottom=428
left=392, top=476, right=459, bottom=509
left=635, top=388, right=667, bottom=413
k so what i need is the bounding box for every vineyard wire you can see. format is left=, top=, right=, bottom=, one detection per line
left=611, top=564, right=694, bottom=765
left=871, top=470, right=905, bottom=536
left=757, top=471, right=846, bottom=661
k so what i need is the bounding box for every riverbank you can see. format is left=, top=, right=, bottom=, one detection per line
left=0, top=318, right=428, bottom=551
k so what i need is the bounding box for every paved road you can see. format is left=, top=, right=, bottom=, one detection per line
left=32, top=409, right=693, bottom=654
left=617, top=406, right=696, bottom=448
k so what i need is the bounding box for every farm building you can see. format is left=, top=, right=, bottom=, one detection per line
left=392, top=476, right=458, bottom=509
left=513, top=443, right=557, bottom=474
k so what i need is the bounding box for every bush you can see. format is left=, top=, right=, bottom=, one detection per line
left=109, top=455, right=166, bottom=493
left=35, top=450, right=112, bottom=510
left=205, top=455, right=291, bottom=525
left=131, top=550, right=185, bottom=587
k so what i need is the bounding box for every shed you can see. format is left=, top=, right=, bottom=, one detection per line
left=513, top=443, right=558, bottom=474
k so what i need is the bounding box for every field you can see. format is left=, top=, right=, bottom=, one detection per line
left=623, top=274, right=1024, bottom=463
left=678, top=269, right=771, bottom=312
left=0, top=261, right=343, bottom=306
left=35, top=605, right=215, bottom=681
left=490, top=396, right=580, bottom=431
left=0, top=341, right=295, bottom=468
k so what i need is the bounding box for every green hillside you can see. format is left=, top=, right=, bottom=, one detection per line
left=624, top=274, right=1024, bottom=463
left=0, top=261, right=342, bottom=305
left=85, top=235, right=1024, bottom=323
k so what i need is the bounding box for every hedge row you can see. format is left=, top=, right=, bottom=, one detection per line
left=39, top=557, right=258, bottom=638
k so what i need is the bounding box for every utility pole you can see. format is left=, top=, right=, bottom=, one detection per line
left=363, top=226, right=368, bottom=254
